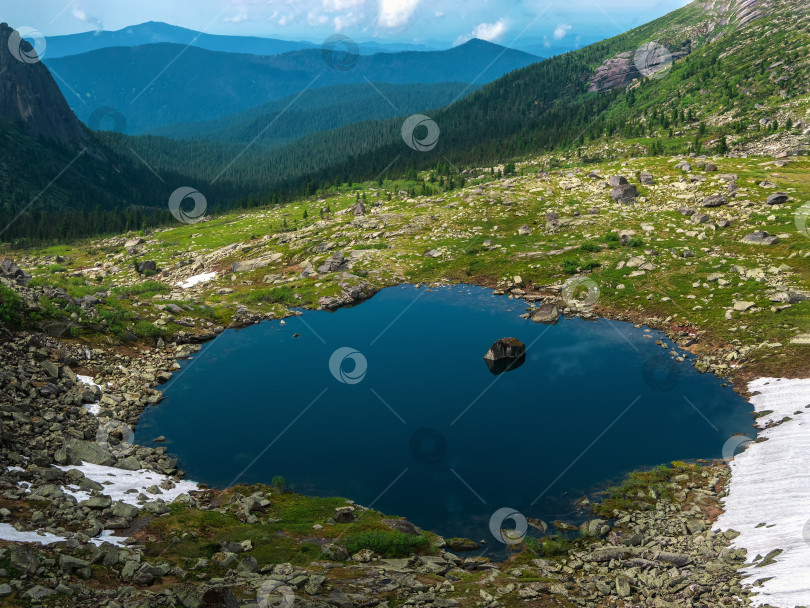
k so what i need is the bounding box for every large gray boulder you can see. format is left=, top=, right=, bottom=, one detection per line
left=530, top=303, right=560, bottom=324
left=766, top=192, right=789, bottom=205
left=742, top=231, right=779, bottom=245
left=63, top=438, right=116, bottom=466
left=317, top=252, right=348, bottom=274
left=0, top=258, right=31, bottom=285
left=610, top=184, right=638, bottom=202
left=701, top=195, right=728, bottom=207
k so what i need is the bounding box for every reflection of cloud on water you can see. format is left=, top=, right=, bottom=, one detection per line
left=529, top=333, right=618, bottom=382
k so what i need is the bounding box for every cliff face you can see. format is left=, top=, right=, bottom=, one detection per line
left=0, top=22, right=86, bottom=145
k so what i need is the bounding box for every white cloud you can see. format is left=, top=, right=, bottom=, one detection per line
left=323, top=0, right=366, bottom=10
left=453, top=18, right=508, bottom=46
left=553, top=23, right=572, bottom=40
left=223, top=11, right=250, bottom=23
left=377, top=0, right=420, bottom=29
left=71, top=3, right=104, bottom=30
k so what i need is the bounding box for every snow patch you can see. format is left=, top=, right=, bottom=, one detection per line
left=55, top=462, right=199, bottom=507
left=0, top=524, right=127, bottom=547
left=76, top=374, right=101, bottom=389
left=76, top=375, right=102, bottom=416
left=176, top=272, right=217, bottom=289
left=715, top=377, right=810, bottom=607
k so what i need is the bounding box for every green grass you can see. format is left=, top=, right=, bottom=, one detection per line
left=111, top=280, right=172, bottom=299
left=0, top=285, right=25, bottom=328
left=591, top=464, right=681, bottom=517
left=243, top=287, right=299, bottom=306
left=525, top=536, right=576, bottom=558
left=344, top=530, right=429, bottom=558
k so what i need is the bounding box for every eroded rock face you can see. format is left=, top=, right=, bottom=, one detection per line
left=0, top=23, right=86, bottom=145
left=589, top=52, right=639, bottom=93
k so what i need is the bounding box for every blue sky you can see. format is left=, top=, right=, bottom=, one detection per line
left=7, top=0, right=692, bottom=46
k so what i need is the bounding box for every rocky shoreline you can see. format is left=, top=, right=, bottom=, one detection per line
left=0, top=260, right=771, bottom=607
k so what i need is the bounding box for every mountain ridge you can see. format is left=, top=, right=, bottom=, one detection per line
left=42, top=21, right=441, bottom=59
left=45, top=39, right=539, bottom=133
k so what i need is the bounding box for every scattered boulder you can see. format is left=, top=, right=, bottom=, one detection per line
left=317, top=252, right=348, bottom=273
left=136, top=261, right=157, bottom=275
left=701, top=195, right=728, bottom=208
left=640, top=171, right=654, bottom=185
left=0, top=258, right=32, bottom=285
left=610, top=184, right=638, bottom=202
left=766, top=192, right=789, bottom=205
left=742, top=231, right=779, bottom=245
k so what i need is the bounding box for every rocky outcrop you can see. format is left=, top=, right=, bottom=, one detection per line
left=317, top=274, right=379, bottom=309
left=0, top=258, right=31, bottom=286
left=231, top=252, right=283, bottom=273
left=0, top=23, right=86, bottom=145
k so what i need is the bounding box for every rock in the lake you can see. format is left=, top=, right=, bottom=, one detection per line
left=530, top=303, right=559, bottom=324
left=484, top=337, right=526, bottom=375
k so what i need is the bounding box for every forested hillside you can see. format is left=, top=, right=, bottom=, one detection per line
left=149, top=82, right=478, bottom=146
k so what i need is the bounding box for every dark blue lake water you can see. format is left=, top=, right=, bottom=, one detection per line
left=136, top=284, right=754, bottom=551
